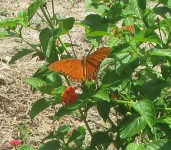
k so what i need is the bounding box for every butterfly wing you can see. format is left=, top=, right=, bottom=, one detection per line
left=49, top=58, right=85, bottom=81
left=85, top=47, right=111, bottom=78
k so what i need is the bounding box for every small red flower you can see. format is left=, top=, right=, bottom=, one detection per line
left=122, top=25, right=134, bottom=35
left=66, top=130, right=73, bottom=136
left=127, top=25, right=134, bottom=35
left=110, top=28, right=118, bottom=35
left=9, top=140, right=21, bottom=147
left=62, top=86, right=78, bottom=104
left=134, top=71, right=141, bottom=78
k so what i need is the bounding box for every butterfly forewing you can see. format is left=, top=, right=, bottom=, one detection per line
left=49, top=58, right=85, bottom=81
left=85, top=47, right=111, bottom=78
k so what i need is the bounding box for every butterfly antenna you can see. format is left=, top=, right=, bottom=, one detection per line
left=68, top=32, right=77, bottom=58
left=87, top=46, right=94, bottom=56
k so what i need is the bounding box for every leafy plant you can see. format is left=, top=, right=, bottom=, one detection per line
left=1, top=0, right=171, bottom=149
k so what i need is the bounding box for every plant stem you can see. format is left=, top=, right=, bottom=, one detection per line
left=36, top=12, right=50, bottom=26
left=156, top=107, right=171, bottom=111
left=51, top=0, right=55, bottom=24
left=87, top=46, right=94, bottom=56
left=113, top=99, right=130, bottom=105
left=67, top=32, right=76, bottom=58
left=79, top=108, right=93, bottom=137
left=108, top=116, right=117, bottom=129
left=64, top=76, right=71, bottom=86
left=79, top=108, right=101, bottom=150
left=58, top=37, right=72, bottom=57
left=40, top=6, right=54, bottom=29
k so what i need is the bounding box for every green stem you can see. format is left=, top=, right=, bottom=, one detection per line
left=108, top=116, right=117, bottom=129
left=114, top=99, right=131, bottom=105
left=129, top=42, right=144, bottom=58
left=64, top=76, right=71, bottom=86
left=156, top=107, right=171, bottom=111
left=51, top=0, right=55, bottom=24
left=79, top=108, right=93, bottom=136
left=58, top=37, right=72, bottom=57
left=40, top=6, right=54, bottom=29
left=67, top=32, right=76, bottom=58
left=79, top=108, right=101, bottom=150
left=36, top=12, right=50, bottom=26
left=87, top=46, right=94, bottom=56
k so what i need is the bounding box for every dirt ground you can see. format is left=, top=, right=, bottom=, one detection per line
left=0, top=0, right=116, bottom=149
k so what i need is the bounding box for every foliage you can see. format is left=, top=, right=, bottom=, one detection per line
left=1, top=0, right=171, bottom=149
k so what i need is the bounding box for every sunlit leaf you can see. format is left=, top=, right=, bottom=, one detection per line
left=120, top=116, right=146, bottom=139
left=132, top=99, right=155, bottom=129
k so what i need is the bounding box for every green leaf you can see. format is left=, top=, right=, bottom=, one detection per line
left=81, top=14, right=101, bottom=26
left=153, top=6, right=171, bottom=19
left=52, top=85, right=66, bottom=96
left=150, top=49, right=171, bottom=57
left=30, top=98, right=53, bottom=119
left=133, top=29, right=161, bottom=45
left=144, top=140, right=171, bottom=150
left=87, top=31, right=111, bottom=37
left=85, top=0, right=109, bottom=13
left=60, top=17, right=75, bottom=34
left=100, top=58, right=114, bottom=68
left=53, top=106, right=74, bottom=121
left=120, top=116, right=147, bottom=139
left=9, top=49, right=34, bottom=64
left=142, top=79, right=169, bottom=100
left=97, top=100, right=110, bottom=122
left=38, top=140, right=61, bottom=150
left=122, top=0, right=143, bottom=19
left=115, top=52, right=138, bottom=75
left=161, top=64, right=171, bottom=80
left=42, top=125, right=70, bottom=142
left=102, top=70, right=130, bottom=86
left=28, top=0, right=46, bottom=21
left=46, top=73, right=62, bottom=88
left=0, top=31, right=9, bottom=37
left=132, top=99, right=155, bottom=129
left=58, top=124, right=70, bottom=135
left=158, top=0, right=171, bottom=6
left=39, top=28, right=53, bottom=58
left=126, top=143, right=144, bottom=150
left=17, top=10, right=29, bottom=26
left=155, top=116, right=171, bottom=125
left=108, top=36, right=120, bottom=48
left=137, top=0, right=146, bottom=12
left=93, top=89, right=110, bottom=102
left=0, top=18, right=20, bottom=27
left=18, top=145, right=35, bottom=150
left=90, top=131, right=109, bottom=148
left=68, top=126, right=86, bottom=147
left=24, top=77, right=46, bottom=90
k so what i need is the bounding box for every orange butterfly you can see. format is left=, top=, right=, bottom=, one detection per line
left=49, top=47, right=111, bottom=81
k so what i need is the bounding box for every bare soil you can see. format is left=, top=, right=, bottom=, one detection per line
left=0, top=0, right=116, bottom=150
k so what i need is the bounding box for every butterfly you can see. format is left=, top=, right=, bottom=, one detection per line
left=49, top=47, right=111, bottom=81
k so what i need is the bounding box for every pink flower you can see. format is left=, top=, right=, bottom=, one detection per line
left=9, top=140, right=21, bottom=146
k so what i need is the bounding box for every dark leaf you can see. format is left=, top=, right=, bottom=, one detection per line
left=30, top=98, right=53, bottom=119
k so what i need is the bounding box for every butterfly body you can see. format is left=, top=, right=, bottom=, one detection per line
left=49, top=47, right=111, bottom=81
